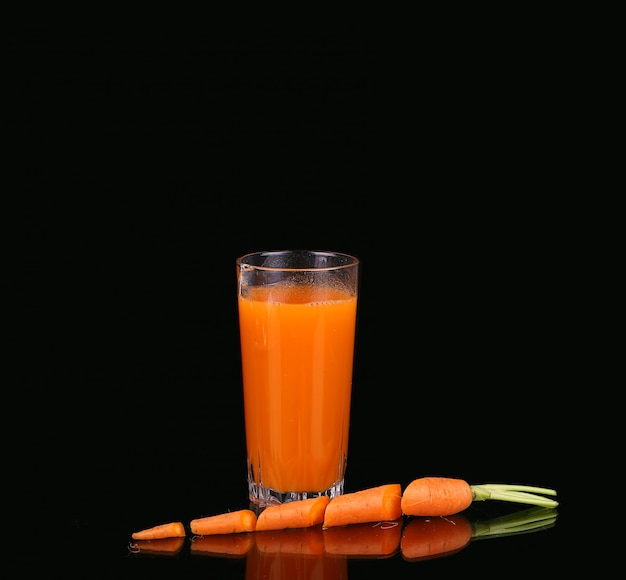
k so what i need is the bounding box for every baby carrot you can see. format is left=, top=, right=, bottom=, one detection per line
left=400, top=514, right=473, bottom=562
left=131, top=521, right=186, bottom=540
left=322, top=483, right=402, bottom=529
left=190, top=509, right=257, bottom=536
left=401, top=476, right=559, bottom=517
left=255, top=496, right=330, bottom=532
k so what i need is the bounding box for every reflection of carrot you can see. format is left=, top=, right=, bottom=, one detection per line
left=256, top=496, right=330, bottom=531
left=401, top=515, right=473, bottom=561
left=129, top=536, right=186, bottom=556
left=323, top=519, right=402, bottom=558
left=131, top=521, right=186, bottom=540
left=190, top=509, right=257, bottom=535
left=401, top=505, right=558, bottom=562
left=322, top=483, right=402, bottom=529
left=190, top=533, right=255, bottom=557
left=256, top=527, right=326, bottom=555
left=401, top=477, right=558, bottom=517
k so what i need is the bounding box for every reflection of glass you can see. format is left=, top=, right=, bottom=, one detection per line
left=246, top=527, right=348, bottom=580
left=401, top=506, right=558, bottom=562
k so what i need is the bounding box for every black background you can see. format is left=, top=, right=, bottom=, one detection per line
left=12, top=27, right=578, bottom=574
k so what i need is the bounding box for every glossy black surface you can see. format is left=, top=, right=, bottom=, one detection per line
left=13, top=30, right=574, bottom=575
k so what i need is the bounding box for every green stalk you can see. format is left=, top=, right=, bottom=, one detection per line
left=470, top=484, right=558, bottom=508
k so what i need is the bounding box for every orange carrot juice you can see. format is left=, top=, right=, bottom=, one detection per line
left=238, top=282, right=357, bottom=501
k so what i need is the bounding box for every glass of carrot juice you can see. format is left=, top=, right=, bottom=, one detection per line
left=236, top=250, right=359, bottom=507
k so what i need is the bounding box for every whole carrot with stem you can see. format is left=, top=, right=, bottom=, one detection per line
left=401, top=476, right=558, bottom=517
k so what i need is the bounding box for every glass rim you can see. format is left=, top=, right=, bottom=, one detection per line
left=236, top=250, right=359, bottom=272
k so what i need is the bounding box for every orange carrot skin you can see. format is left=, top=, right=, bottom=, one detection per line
left=400, top=514, right=472, bottom=561
left=401, top=477, right=473, bottom=517
left=190, top=509, right=257, bottom=536
left=131, top=521, right=186, bottom=540
left=322, top=483, right=402, bottom=529
left=255, top=496, right=330, bottom=532
left=130, top=536, right=185, bottom=556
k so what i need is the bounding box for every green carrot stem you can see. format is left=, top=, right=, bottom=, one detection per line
left=470, top=484, right=559, bottom=508
left=473, top=484, right=557, bottom=496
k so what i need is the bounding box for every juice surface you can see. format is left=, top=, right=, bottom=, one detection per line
left=238, top=282, right=357, bottom=493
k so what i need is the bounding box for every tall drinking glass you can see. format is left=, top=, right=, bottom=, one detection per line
left=236, top=250, right=359, bottom=507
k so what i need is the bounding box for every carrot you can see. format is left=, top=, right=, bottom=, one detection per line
left=322, top=483, right=402, bottom=529
left=255, top=495, right=330, bottom=532
left=400, top=514, right=473, bottom=562
left=401, top=477, right=473, bottom=517
left=323, top=519, right=402, bottom=558
left=190, top=533, right=255, bottom=557
left=401, top=477, right=558, bottom=517
left=190, top=509, right=257, bottom=536
left=131, top=521, right=186, bottom=540
left=129, top=536, right=186, bottom=556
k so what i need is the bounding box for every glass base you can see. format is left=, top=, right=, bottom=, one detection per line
left=248, top=478, right=345, bottom=508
